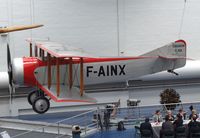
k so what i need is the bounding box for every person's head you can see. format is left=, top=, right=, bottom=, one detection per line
left=145, top=117, right=149, bottom=123
left=155, top=110, right=160, bottom=115
left=192, top=114, right=197, bottom=121
left=167, top=110, right=172, bottom=116
left=165, top=115, right=169, bottom=121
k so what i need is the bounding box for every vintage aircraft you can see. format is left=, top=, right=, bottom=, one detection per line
left=0, top=25, right=187, bottom=114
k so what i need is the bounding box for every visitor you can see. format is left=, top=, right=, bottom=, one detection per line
left=189, top=109, right=198, bottom=120
left=167, top=110, right=175, bottom=121
left=173, top=113, right=183, bottom=131
left=160, top=115, right=174, bottom=138
left=140, top=117, right=153, bottom=137
left=188, top=114, right=200, bottom=137
left=153, top=110, right=163, bottom=122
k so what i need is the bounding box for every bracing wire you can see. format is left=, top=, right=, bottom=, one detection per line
left=178, top=0, right=187, bottom=38
left=30, top=0, right=35, bottom=39
left=30, top=0, right=33, bottom=39
left=116, top=0, right=120, bottom=56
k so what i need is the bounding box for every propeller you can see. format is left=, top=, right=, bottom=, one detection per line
left=7, top=44, right=15, bottom=103
left=0, top=24, right=43, bottom=34
left=2, top=24, right=43, bottom=105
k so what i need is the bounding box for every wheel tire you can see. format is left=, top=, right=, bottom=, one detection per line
left=32, top=97, right=50, bottom=114
left=28, top=90, right=39, bottom=105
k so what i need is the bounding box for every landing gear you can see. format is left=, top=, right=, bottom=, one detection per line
left=27, top=90, right=50, bottom=114
left=28, top=90, right=39, bottom=105
left=28, top=90, right=45, bottom=105
left=32, top=97, right=50, bottom=114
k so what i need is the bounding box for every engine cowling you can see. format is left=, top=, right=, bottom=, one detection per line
left=0, top=72, right=9, bottom=89
left=12, top=57, right=43, bottom=87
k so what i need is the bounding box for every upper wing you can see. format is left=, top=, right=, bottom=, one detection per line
left=26, top=38, right=93, bottom=58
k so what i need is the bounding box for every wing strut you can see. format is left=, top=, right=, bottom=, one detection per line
left=39, top=49, right=42, bottom=57
left=80, top=58, right=84, bottom=96
left=47, top=53, right=51, bottom=89
left=41, top=49, right=45, bottom=60
left=35, top=45, right=38, bottom=57
left=30, top=43, right=32, bottom=57
left=68, top=57, right=73, bottom=89
left=56, top=58, right=60, bottom=97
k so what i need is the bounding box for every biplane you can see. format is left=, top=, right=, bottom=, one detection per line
left=0, top=25, right=187, bottom=114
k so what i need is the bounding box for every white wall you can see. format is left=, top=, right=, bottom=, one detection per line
left=1, top=0, right=200, bottom=72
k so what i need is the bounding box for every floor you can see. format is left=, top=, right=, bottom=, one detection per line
left=86, top=127, right=136, bottom=138
left=2, top=100, right=200, bottom=138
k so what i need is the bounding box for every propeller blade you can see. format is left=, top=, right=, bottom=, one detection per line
left=7, top=44, right=14, bottom=103
left=0, top=24, right=43, bottom=34
left=7, top=44, right=12, bottom=85
left=7, top=44, right=11, bottom=71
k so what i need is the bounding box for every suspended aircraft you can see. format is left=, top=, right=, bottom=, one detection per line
left=0, top=25, right=187, bottom=114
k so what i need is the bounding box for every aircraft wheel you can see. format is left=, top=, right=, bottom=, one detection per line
left=28, top=90, right=39, bottom=105
left=32, top=97, right=50, bottom=114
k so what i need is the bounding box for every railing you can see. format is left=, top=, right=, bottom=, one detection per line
left=11, top=109, right=98, bottom=138
left=84, top=101, right=200, bottom=138
left=90, top=101, right=200, bottom=132
left=9, top=101, right=200, bottom=138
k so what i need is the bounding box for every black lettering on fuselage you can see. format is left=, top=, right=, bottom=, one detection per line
left=98, top=66, right=105, bottom=76
left=86, top=64, right=126, bottom=77
left=107, top=65, right=109, bottom=76
left=111, top=65, right=117, bottom=76
left=119, top=65, right=126, bottom=75
left=87, top=66, right=93, bottom=77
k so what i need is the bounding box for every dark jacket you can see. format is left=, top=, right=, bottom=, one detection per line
left=173, top=118, right=183, bottom=130
left=188, top=120, right=200, bottom=137
left=162, top=121, right=174, bottom=130
left=160, top=121, right=174, bottom=138
left=140, top=122, right=153, bottom=135
left=188, top=120, right=200, bottom=132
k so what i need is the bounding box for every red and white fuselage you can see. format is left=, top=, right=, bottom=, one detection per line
left=12, top=56, right=182, bottom=88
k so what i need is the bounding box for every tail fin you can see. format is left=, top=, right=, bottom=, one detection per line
left=141, top=40, right=187, bottom=72
left=141, top=40, right=186, bottom=58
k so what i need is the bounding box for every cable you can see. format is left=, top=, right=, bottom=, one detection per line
left=178, top=0, right=187, bottom=38
left=116, top=0, right=120, bottom=56
left=30, top=0, right=33, bottom=39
